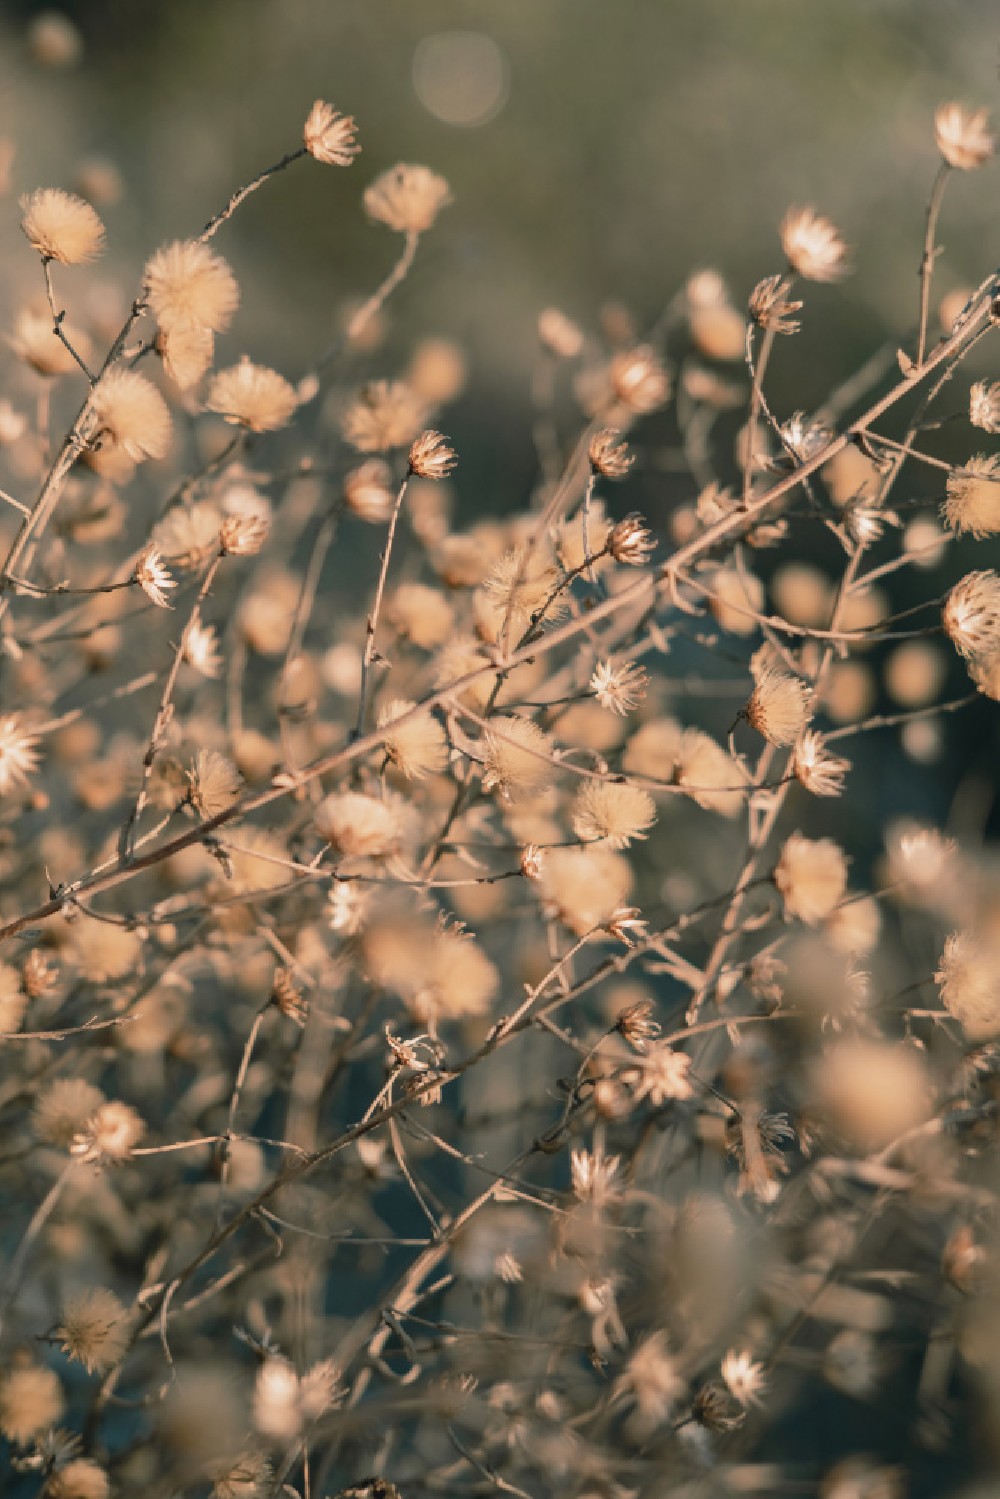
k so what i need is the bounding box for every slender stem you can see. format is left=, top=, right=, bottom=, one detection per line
left=916, top=163, right=951, bottom=367
left=353, top=473, right=409, bottom=740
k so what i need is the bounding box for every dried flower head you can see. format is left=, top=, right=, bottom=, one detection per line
left=616, top=998, right=661, bottom=1052
left=539, top=846, right=631, bottom=935
left=71, top=1099, right=145, bottom=1165
left=207, top=357, right=297, bottom=432
left=570, top=1145, right=621, bottom=1206
left=775, top=832, right=848, bottom=925
left=935, top=930, right=1000, bottom=1040
left=538, top=307, right=584, bottom=358
left=343, top=458, right=395, bottom=522
left=942, top=454, right=1000, bottom=537
left=92, top=369, right=172, bottom=464
left=272, top=968, right=308, bottom=1027
left=387, top=581, right=454, bottom=649
left=590, top=659, right=648, bottom=715
left=780, top=206, right=851, bottom=283
left=342, top=379, right=427, bottom=453
left=749, top=274, right=803, bottom=334
left=187, top=749, right=243, bottom=818
left=0, top=714, right=41, bottom=795
left=143, top=240, right=239, bottom=335
left=20, top=187, right=105, bottom=264
left=676, top=728, right=750, bottom=818
left=0, top=1357, right=64, bottom=1445
left=47, top=1457, right=111, bottom=1499
left=135, top=546, right=176, bottom=609
left=588, top=428, right=634, bottom=478
left=183, top=621, right=223, bottom=678
left=609, top=512, right=656, bottom=565
left=58, top=1288, right=129, bottom=1373
left=33, top=1079, right=106, bottom=1147
left=970, top=380, right=1000, bottom=434
left=943, top=570, right=1000, bottom=658
left=364, top=163, right=452, bottom=233
left=220, top=512, right=269, bottom=557
left=612, top=1331, right=685, bottom=1438
left=793, top=730, right=850, bottom=798
left=721, top=1348, right=768, bottom=1408
left=478, top=549, right=563, bottom=641
left=631, top=1042, right=694, bottom=1105
left=158, top=323, right=214, bottom=390
left=11, top=305, right=92, bottom=376
left=745, top=659, right=813, bottom=747
left=377, top=698, right=449, bottom=779
left=571, top=778, right=656, bottom=849
left=481, top=715, right=555, bottom=800
left=409, top=429, right=457, bottom=479
left=303, top=100, right=361, bottom=166
left=934, top=102, right=995, bottom=170
left=609, top=345, right=670, bottom=413
left=152, top=501, right=223, bottom=569
left=315, top=791, right=400, bottom=859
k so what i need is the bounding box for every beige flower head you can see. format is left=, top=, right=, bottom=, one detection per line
left=158, top=324, right=215, bottom=390
left=409, top=429, right=457, bottom=479
left=71, top=1099, right=145, bottom=1164
left=92, top=369, right=172, bottom=464
left=207, top=357, right=297, bottom=432
left=780, top=206, right=851, bottom=283
left=344, top=458, right=395, bottom=522
left=377, top=698, right=449, bottom=779
left=793, top=730, right=850, bottom=798
left=186, top=749, right=243, bottom=819
left=609, top=345, right=670, bottom=414
left=0, top=714, right=41, bottom=794
left=609, top=513, right=656, bottom=565
left=364, top=163, right=452, bottom=233
left=144, top=240, right=239, bottom=335
left=571, top=779, right=656, bottom=849
left=589, top=428, right=634, bottom=478
left=590, top=659, right=648, bottom=716
left=303, top=100, right=361, bottom=166
left=342, top=379, right=427, bottom=453
left=481, top=715, right=555, bottom=800
left=59, top=1287, right=129, bottom=1373
left=745, top=659, right=812, bottom=747
left=942, top=454, right=1000, bottom=537
left=20, top=187, right=105, bottom=264
left=135, top=546, right=176, bottom=609
left=774, top=832, right=848, bottom=925
left=943, top=570, right=1000, bottom=659
left=934, top=102, right=995, bottom=171
left=315, top=790, right=400, bottom=859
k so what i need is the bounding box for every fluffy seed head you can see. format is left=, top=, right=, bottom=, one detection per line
left=589, top=428, right=634, bottom=478
left=538, top=846, right=632, bottom=935
left=58, top=1287, right=129, bottom=1373
left=676, top=728, right=750, bottom=818
left=943, top=571, right=1000, bottom=659
left=793, top=730, right=850, bottom=798
left=409, top=429, right=457, bottom=479
left=775, top=832, right=848, bottom=925
left=571, top=779, right=656, bottom=849
left=315, top=791, right=400, bottom=859
left=71, top=1099, right=145, bottom=1164
left=207, top=357, right=297, bottom=432
left=590, top=659, right=648, bottom=715
left=478, top=549, right=563, bottom=642
left=942, top=454, right=1000, bottom=537
left=0, top=714, right=41, bottom=794
left=20, top=187, right=105, bottom=264
left=935, top=102, right=995, bottom=170
left=481, top=715, right=555, bottom=801
left=186, top=749, right=243, bottom=819
left=364, top=163, right=452, bottom=233
left=143, top=240, right=239, bottom=335
left=0, top=1357, right=64, bottom=1444
left=377, top=698, right=449, bottom=779
left=303, top=100, right=361, bottom=165
left=630, top=1043, right=694, bottom=1105
left=92, top=369, right=172, bottom=463
left=935, top=930, right=1000, bottom=1040
left=32, top=1078, right=106, bottom=1147
left=342, top=380, right=427, bottom=453
left=609, top=513, right=656, bottom=565
left=158, top=324, right=214, bottom=389
left=609, top=345, right=670, bottom=413
left=745, top=660, right=812, bottom=747
left=970, top=380, right=1000, bottom=434
left=780, top=206, right=851, bottom=283
left=11, top=305, right=92, bottom=376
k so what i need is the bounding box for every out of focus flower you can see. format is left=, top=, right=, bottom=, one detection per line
left=935, top=102, right=995, bottom=170
left=207, top=358, right=297, bottom=432
left=780, top=206, right=850, bottom=282
left=364, top=163, right=452, bottom=233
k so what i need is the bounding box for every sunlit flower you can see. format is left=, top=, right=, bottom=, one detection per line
left=143, top=239, right=239, bottom=334
left=571, top=778, right=656, bottom=849
left=92, top=369, right=172, bottom=463
left=409, top=429, right=457, bottom=479
left=942, top=570, right=1000, bottom=658
left=970, top=380, right=1000, bottom=433
left=775, top=832, right=848, bottom=925
left=207, top=357, right=297, bottom=432
left=58, top=1288, right=129, bottom=1374
left=793, top=730, right=850, bottom=798
left=780, top=205, right=850, bottom=282
left=183, top=621, right=223, bottom=678
left=21, top=187, right=105, bottom=264
left=745, top=659, right=812, bottom=747
left=481, top=715, right=555, bottom=800
left=364, top=163, right=452, bottom=233
left=943, top=454, right=1000, bottom=537
left=71, top=1100, right=145, bottom=1165
left=0, top=714, right=41, bottom=794
left=631, top=1042, right=694, bottom=1105
left=303, top=100, right=361, bottom=166
left=186, top=749, right=243, bottom=819
left=590, top=659, right=648, bottom=715
left=135, top=546, right=176, bottom=608
left=589, top=428, right=634, bottom=478
left=935, top=102, right=995, bottom=170
left=721, top=1348, right=768, bottom=1409
left=342, top=379, right=427, bottom=453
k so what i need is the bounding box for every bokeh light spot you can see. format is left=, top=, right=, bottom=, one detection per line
left=412, top=31, right=509, bottom=128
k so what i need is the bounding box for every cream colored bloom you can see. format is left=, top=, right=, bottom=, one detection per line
left=538, top=846, right=631, bottom=935
left=775, top=832, right=848, bottom=924
left=571, top=779, right=656, bottom=849
left=342, top=380, right=427, bottom=453
left=793, top=730, right=850, bottom=798
left=11, top=304, right=92, bottom=376
left=970, top=380, right=1000, bottom=434
left=207, top=357, right=297, bottom=432
left=303, top=100, right=361, bottom=166
left=935, top=102, right=995, bottom=170
left=609, top=512, right=656, bottom=565
left=721, top=1349, right=768, bottom=1408
left=780, top=206, right=850, bottom=283
left=935, top=930, right=1000, bottom=1040
left=589, top=428, right=634, bottom=478
left=942, top=454, right=1000, bottom=537
left=377, top=698, right=449, bottom=779
left=745, top=659, right=812, bottom=747
left=943, top=570, right=1000, bottom=658
left=481, top=715, right=555, bottom=800
left=675, top=728, right=750, bottom=818
left=20, top=187, right=105, bottom=264
left=187, top=749, right=243, bottom=818
left=0, top=714, right=41, bottom=794
left=183, top=621, right=223, bottom=678
left=71, top=1100, right=145, bottom=1164
left=478, top=549, right=563, bottom=642
left=220, top=512, right=269, bottom=557
left=152, top=501, right=223, bottom=568
left=135, top=546, right=176, bottom=608
left=92, top=369, right=172, bottom=463
left=59, top=1287, right=129, bottom=1373
left=159, top=324, right=215, bottom=390
left=590, top=659, right=648, bottom=715
left=315, top=791, right=399, bottom=858
left=631, top=1042, right=694, bottom=1105
left=144, top=240, right=239, bottom=334
left=364, top=163, right=452, bottom=233
left=409, top=429, right=457, bottom=479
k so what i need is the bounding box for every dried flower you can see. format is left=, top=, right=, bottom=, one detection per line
left=377, top=698, right=449, bottom=779
left=608, top=513, right=656, bottom=565
left=272, top=968, right=308, bottom=1027
left=934, top=102, right=995, bottom=171
left=183, top=621, right=223, bottom=678
left=0, top=1357, right=64, bottom=1445
left=481, top=715, right=555, bottom=800
left=342, top=379, right=427, bottom=453
left=780, top=206, right=851, bottom=283
left=942, top=454, right=1000, bottom=537
left=343, top=458, right=395, bottom=522
left=33, top=1079, right=106, bottom=1147
left=571, top=779, right=656, bottom=849
left=520, top=843, right=545, bottom=880
left=0, top=714, right=41, bottom=794
left=538, top=307, right=584, bottom=358
left=570, top=1145, right=621, bottom=1206
left=631, top=1042, right=694, bottom=1105
left=970, top=380, right=1000, bottom=433
left=616, top=998, right=661, bottom=1052
left=590, top=659, right=648, bottom=715
left=143, top=240, right=239, bottom=335
left=20, top=187, right=105, bottom=264
left=220, top=512, right=269, bottom=557
left=58, top=1288, right=129, bottom=1373
left=387, top=581, right=454, bottom=649
left=675, top=728, right=750, bottom=818
left=409, top=429, right=457, bottom=479
left=152, top=501, right=222, bottom=569
left=315, top=791, right=400, bottom=859
left=91, top=369, right=172, bottom=464
left=71, top=1100, right=145, bottom=1165
left=303, top=100, right=361, bottom=166
left=935, top=930, right=1000, bottom=1040
left=720, top=1348, right=768, bottom=1409
left=793, top=730, right=850, bottom=798
left=745, top=659, right=813, bottom=747
left=607, top=905, right=649, bottom=947
left=158, top=323, right=215, bottom=390
left=47, top=1457, right=111, bottom=1499
left=135, top=546, right=176, bottom=609
left=364, top=163, right=452, bottom=233
left=609, top=345, right=670, bottom=413
left=186, top=749, right=242, bottom=818
left=612, top=1331, right=685, bottom=1438
left=749, top=274, right=802, bottom=334
left=539, top=846, right=631, bottom=935
left=589, top=428, right=634, bottom=478
left=207, top=357, right=297, bottom=432
left=11, top=305, right=92, bottom=376
left=775, top=832, right=848, bottom=925
left=478, top=549, right=563, bottom=641
left=943, top=570, right=1000, bottom=658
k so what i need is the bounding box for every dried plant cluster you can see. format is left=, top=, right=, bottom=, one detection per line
left=0, top=93, right=999, bottom=1499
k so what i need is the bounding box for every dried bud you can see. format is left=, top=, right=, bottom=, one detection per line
left=608, top=513, right=656, bottom=565
left=303, top=100, right=361, bottom=166
left=616, top=999, right=661, bottom=1053
left=609, top=345, right=670, bottom=413
left=520, top=843, right=545, bottom=881
left=749, top=274, right=802, bottom=334
left=934, top=102, right=995, bottom=171
left=272, top=968, right=309, bottom=1026
left=220, top=512, right=269, bottom=557
left=780, top=206, right=851, bottom=283
left=135, top=546, right=176, bottom=609
left=588, top=428, right=634, bottom=478
left=408, top=429, right=457, bottom=480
